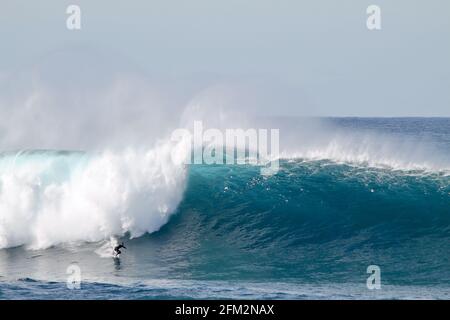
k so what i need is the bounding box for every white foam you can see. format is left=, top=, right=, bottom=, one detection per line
left=279, top=128, right=450, bottom=173
left=0, top=141, right=188, bottom=250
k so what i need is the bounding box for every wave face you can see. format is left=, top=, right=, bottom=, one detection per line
left=156, top=161, right=449, bottom=284
left=0, top=145, right=187, bottom=249
left=0, top=118, right=449, bottom=291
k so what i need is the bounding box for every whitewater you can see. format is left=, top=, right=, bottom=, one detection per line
left=0, top=117, right=449, bottom=299
left=1, top=118, right=449, bottom=250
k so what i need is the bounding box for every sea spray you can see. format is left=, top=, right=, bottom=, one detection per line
left=0, top=141, right=189, bottom=249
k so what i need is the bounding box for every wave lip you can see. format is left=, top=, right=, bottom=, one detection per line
left=280, top=129, right=450, bottom=173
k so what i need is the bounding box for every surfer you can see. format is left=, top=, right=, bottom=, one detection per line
left=113, top=242, right=127, bottom=257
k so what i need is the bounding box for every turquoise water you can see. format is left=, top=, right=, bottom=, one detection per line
left=0, top=118, right=449, bottom=299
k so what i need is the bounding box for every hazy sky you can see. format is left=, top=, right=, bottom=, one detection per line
left=1, top=0, right=449, bottom=116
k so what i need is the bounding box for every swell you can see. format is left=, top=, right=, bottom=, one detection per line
left=0, top=155, right=448, bottom=284
left=173, top=160, right=450, bottom=244
left=0, top=141, right=449, bottom=253
left=152, top=160, right=450, bottom=283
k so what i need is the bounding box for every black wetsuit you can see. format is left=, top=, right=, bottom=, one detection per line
left=114, top=244, right=126, bottom=255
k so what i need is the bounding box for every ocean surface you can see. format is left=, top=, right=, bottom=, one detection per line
left=0, top=118, right=449, bottom=299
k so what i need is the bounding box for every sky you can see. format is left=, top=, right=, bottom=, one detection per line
left=1, top=0, right=449, bottom=116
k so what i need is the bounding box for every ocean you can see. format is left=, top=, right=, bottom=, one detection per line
left=0, top=118, right=449, bottom=299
